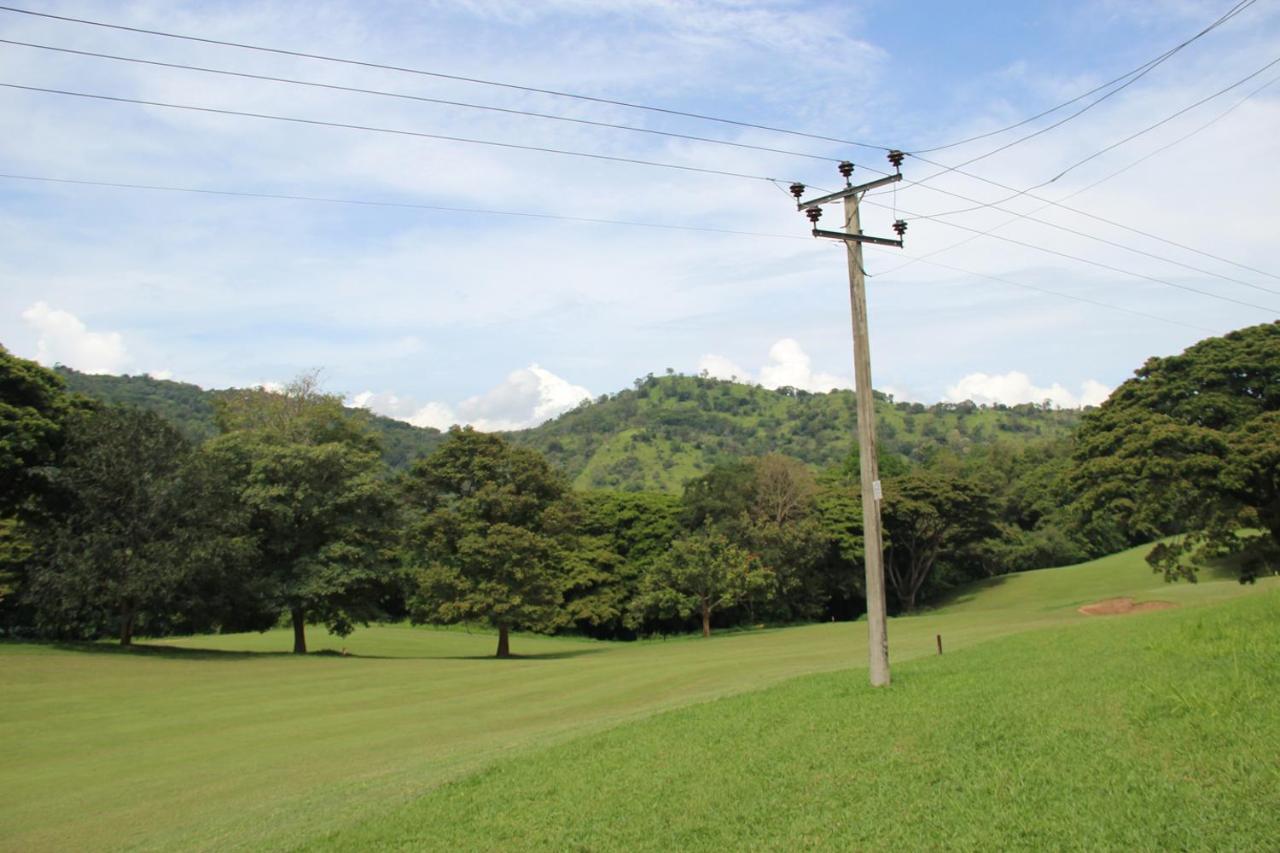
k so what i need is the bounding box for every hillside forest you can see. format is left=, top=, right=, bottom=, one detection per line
left=2, top=322, right=1276, bottom=653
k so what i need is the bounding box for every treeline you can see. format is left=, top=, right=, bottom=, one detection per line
left=5, top=322, right=1275, bottom=651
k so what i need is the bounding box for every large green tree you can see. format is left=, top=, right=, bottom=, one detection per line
left=0, top=347, right=74, bottom=514
left=629, top=528, right=773, bottom=637
left=1071, top=322, right=1280, bottom=581
left=881, top=470, right=998, bottom=611
left=208, top=375, right=398, bottom=653
left=23, top=406, right=219, bottom=644
left=404, top=427, right=572, bottom=657
left=560, top=490, right=682, bottom=638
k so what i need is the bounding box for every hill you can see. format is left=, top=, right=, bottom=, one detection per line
left=516, top=372, right=1082, bottom=490
left=54, top=368, right=446, bottom=471
left=2, top=544, right=1273, bottom=849
left=57, top=368, right=1082, bottom=490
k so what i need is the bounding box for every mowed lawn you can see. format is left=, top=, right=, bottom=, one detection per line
left=327, top=588, right=1280, bottom=851
left=1, top=546, right=1275, bottom=850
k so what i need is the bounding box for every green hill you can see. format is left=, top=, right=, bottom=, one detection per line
left=56, top=368, right=1081, bottom=490
left=54, top=368, right=446, bottom=471
left=517, top=373, right=1081, bottom=490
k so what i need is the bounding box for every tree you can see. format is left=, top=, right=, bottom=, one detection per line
left=752, top=453, right=817, bottom=525
left=629, top=528, right=773, bottom=637
left=1, top=349, right=80, bottom=631
left=1071, top=322, right=1280, bottom=581
left=0, top=346, right=75, bottom=516
left=404, top=427, right=571, bottom=657
left=207, top=375, right=398, bottom=653
left=23, top=406, right=207, bottom=644
left=881, top=471, right=997, bottom=611
left=560, top=490, right=682, bottom=638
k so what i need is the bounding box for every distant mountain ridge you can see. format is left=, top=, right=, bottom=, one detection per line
left=56, top=368, right=1083, bottom=491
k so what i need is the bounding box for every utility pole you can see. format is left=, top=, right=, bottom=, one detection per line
left=790, top=152, right=907, bottom=687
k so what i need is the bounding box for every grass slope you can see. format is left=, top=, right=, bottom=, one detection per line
left=329, top=590, right=1280, bottom=851
left=1, top=545, right=1272, bottom=850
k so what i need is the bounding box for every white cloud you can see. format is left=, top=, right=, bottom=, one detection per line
left=700, top=338, right=851, bottom=392
left=698, top=353, right=750, bottom=382
left=21, top=302, right=129, bottom=374
left=353, top=364, right=591, bottom=432
left=944, top=371, right=1112, bottom=408
left=758, top=338, right=850, bottom=393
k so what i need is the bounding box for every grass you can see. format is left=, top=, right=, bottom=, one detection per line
left=1, top=544, right=1274, bottom=850
left=326, top=589, right=1280, bottom=851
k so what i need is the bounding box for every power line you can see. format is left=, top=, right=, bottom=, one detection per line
left=3, top=3, right=1257, bottom=280
left=0, top=81, right=797, bottom=185
left=1063, top=72, right=1280, bottom=198
left=907, top=50, right=1280, bottom=223
left=909, top=0, right=1257, bottom=155
left=0, top=172, right=810, bottom=240
left=897, top=255, right=1217, bottom=334
left=0, top=170, right=1230, bottom=334
left=862, top=197, right=1280, bottom=314
left=0, top=3, right=894, bottom=157
left=870, top=166, right=1280, bottom=296
left=876, top=72, right=1280, bottom=284
left=0, top=38, right=845, bottom=166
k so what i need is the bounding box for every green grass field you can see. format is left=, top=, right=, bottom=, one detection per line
left=2, top=546, right=1276, bottom=850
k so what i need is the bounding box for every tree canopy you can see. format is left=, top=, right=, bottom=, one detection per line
left=405, top=427, right=572, bottom=657
left=1071, top=322, right=1280, bottom=581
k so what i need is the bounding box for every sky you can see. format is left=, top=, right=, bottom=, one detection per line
left=2, top=0, right=1278, bottom=430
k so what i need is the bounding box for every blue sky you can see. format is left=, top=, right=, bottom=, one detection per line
left=2, top=0, right=1278, bottom=428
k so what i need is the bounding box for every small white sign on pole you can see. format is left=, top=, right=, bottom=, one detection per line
left=872, top=479, right=883, bottom=501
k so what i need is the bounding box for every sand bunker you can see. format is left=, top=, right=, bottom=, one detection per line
left=1078, top=597, right=1178, bottom=616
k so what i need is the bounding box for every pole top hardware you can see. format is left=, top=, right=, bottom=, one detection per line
left=805, top=207, right=823, bottom=225
left=789, top=182, right=806, bottom=200
left=838, top=161, right=854, bottom=183
left=892, top=219, right=907, bottom=237
left=887, top=149, right=905, bottom=172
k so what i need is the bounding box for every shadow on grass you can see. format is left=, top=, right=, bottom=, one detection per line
left=9, top=640, right=608, bottom=662
left=41, top=641, right=289, bottom=660
left=414, top=648, right=607, bottom=662
left=928, top=574, right=1013, bottom=611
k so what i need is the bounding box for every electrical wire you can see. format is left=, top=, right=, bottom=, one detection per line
left=909, top=0, right=1256, bottom=155
left=0, top=38, right=845, bottom=166
left=860, top=196, right=1280, bottom=314
left=907, top=51, right=1280, bottom=223
left=0, top=170, right=1218, bottom=335
left=896, top=254, right=1216, bottom=334
left=5, top=2, right=1263, bottom=280
left=0, top=171, right=811, bottom=240
left=0, top=82, right=797, bottom=185
left=876, top=72, right=1280, bottom=282
left=0, top=3, right=894, bottom=156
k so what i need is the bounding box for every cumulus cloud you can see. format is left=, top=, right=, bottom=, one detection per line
left=21, top=302, right=129, bottom=374
left=353, top=364, right=591, bottom=432
left=944, top=371, right=1112, bottom=408
left=697, top=353, right=750, bottom=383
left=699, top=338, right=851, bottom=393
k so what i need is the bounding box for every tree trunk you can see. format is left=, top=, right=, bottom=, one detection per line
left=119, top=610, right=135, bottom=646
left=701, top=600, right=711, bottom=638
left=496, top=624, right=511, bottom=658
left=291, top=607, right=307, bottom=654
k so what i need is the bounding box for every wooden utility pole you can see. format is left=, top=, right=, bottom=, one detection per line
left=791, top=153, right=907, bottom=687
left=843, top=191, right=890, bottom=686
